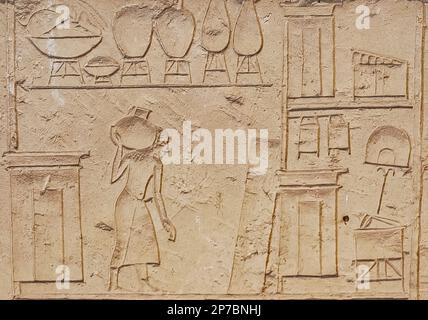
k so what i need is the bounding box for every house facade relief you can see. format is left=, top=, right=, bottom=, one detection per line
left=1, top=0, right=428, bottom=299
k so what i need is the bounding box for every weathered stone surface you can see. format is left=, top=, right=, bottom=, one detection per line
left=1, top=0, right=428, bottom=299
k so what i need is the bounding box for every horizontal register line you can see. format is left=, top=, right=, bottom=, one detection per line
left=28, top=83, right=274, bottom=90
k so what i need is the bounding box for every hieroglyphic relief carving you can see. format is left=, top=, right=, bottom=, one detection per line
left=201, top=0, right=231, bottom=83
left=354, top=218, right=406, bottom=292
left=289, top=113, right=352, bottom=160
left=155, top=0, right=195, bottom=83
left=262, top=0, right=423, bottom=300
left=108, top=107, right=176, bottom=292
left=285, top=10, right=335, bottom=98
left=25, top=2, right=105, bottom=85
left=353, top=50, right=409, bottom=99
left=267, top=169, right=347, bottom=293
left=297, top=200, right=323, bottom=275
left=291, top=113, right=352, bottom=159
left=233, top=0, right=264, bottom=83
left=4, top=152, right=88, bottom=295
left=22, top=0, right=272, bottom=90
left=351, top=125, right=412, bottom=293
left=26, top=6, right=103, bottom=59
left=84, top=56, right=120, bottom=85
left=297, top=116, right=320, bottom=158
left=365, top=126, right=411, bottom=169
left=3, top=0, right=428, bottom=300
left=113, top=5, right=153, bottom=84
left=364, top=126, right=411, bottom=224
left=328, top=115, right=351, bottom=155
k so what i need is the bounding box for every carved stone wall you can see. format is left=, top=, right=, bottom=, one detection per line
left=1, top=0, right=428, bottom=299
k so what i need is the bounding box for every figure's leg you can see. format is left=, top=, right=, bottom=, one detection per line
left=131, top=202, right=161, bottom=293
left=109, top=236, right=127, bottom=291
left=108, top=266, right=120, bottom=291
left=108, top=192, right=134, bottom=291
left=108, top=229, right=128, bottom=291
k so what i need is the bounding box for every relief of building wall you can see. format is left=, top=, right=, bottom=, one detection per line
left=0, top=0, right=428, bottom=299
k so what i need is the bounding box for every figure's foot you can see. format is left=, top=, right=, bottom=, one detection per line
left=108, top=282, right=120, bottom=292
left=109, top=284, right=123, bottom=292
left=139, top=279, right=161, bottom=293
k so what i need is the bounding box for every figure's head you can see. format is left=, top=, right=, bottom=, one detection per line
left=113, top=107, right=160, bottom=150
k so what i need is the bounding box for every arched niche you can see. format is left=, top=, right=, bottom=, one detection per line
left=365, top=126, right=411, bottom=168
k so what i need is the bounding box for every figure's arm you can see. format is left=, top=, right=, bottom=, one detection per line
left=153, top=157, right=176, bottom=241
left=110, top=125, right=128, bottom=183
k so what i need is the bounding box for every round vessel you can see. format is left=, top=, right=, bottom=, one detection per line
left=113, top=108, right=160, bottom=150
left=113, top=5, right=153, bottom=58
left=154, top=0, right=195, bottom=58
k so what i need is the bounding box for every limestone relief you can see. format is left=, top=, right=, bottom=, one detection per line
left=2, top=0, right=428, bottom=300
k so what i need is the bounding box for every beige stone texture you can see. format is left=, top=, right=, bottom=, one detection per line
left=1, top=0, right=428, bottom=299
